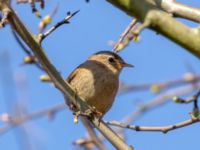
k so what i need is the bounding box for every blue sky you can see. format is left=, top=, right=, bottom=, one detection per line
left=0, top=0, right=200, bottom=150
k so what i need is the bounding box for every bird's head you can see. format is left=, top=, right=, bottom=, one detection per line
left=88, top=51, right=133, bottom=74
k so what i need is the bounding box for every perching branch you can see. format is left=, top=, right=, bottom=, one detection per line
left=0, top=1, right=133, bottom=149
left=80, top=117, right=107, bottom=150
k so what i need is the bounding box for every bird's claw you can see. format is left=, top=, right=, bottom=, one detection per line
left=73, top=109, right=93, bottom=124
left=90, top=106, right=103, bottom=118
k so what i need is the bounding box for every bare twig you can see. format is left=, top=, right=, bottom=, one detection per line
left=12, top=29, right=32, bottom=55
left=119, top=73, right=200, bottom=94
left=113, top=19, right=139, bottom=52
left=191, top=90, right=200, bottom=118
left=30, top=0, right=36, bottom=13
left=105, top=118, right=200, bottom=133
left=173, top=89, right=200, bottom=118
left=17, top=0, right=41, bottom=4
left=12, top=30, right=44, bottom=71
left=125, top=84, right=200, bottom=123
left=38, top=2, right=59, bottom=33
left=173, top=96, right=196, bottom=104
left=17, top=0, right=44, bottom=16
left=73, top=138, right=94, bottom=150
left=0, top=52, right=33, bottom=150
left=0, top=103, right=66, bottom=134
left=107, top=83, right=200, bottom=134
left=38, top=10, right=79, bottom=43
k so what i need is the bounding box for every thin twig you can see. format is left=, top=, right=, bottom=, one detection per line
left=12, top=30, right=44, bottom=71
left=17, top=0, right=41, bottom=4
left=30, top=0, right=36, bottom=13
left=38, top=10, right=79, bottom=43
left=0, top=103, right=66, bottom=134
left=191, top=89, right=200, bottom=118
left=173, top=96, right=196, bottom=104
left=113, top=19, right=139, bottom=53
left=12, top=29, right=32, bottom=55
left=105, top=118, right=200, bottom=133
left=122, top=84, right=200, bottom=125
left=119, top=74, right=200, bottom=94
left=39, top=2, right=59, bottom=33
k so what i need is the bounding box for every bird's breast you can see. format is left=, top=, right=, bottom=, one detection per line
left=69, top=62, right=119, bottom=114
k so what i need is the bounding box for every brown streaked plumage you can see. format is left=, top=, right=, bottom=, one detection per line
left=67, top=51, right=133, bottom=117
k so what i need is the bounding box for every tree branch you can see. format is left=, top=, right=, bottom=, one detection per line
left=38, top=10, right=80, bottom=43
left=0, top=103, right=66, bottom=134
left=119, top=73, right=200, bottom=94
left=157, top=0, right=200, bottom=23
left=113, top=19, right=139, bottom=52
left=0, top=1, right=133, bottom=149
left=120, top=83, right=200, bottom=126
left=80, top=117, right=107, bottom=150
left=107, top=0, right=200, bottom=59
left=105, top=118, right=200, bottom=133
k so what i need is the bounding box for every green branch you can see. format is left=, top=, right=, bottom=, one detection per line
left=107, top=0, right=200, bottom=59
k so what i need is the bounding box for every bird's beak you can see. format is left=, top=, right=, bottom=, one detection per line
left=121, top=62, right=134, bottom=68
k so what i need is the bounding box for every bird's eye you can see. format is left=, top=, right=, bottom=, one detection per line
left=108, top=57, right=115, bottom=63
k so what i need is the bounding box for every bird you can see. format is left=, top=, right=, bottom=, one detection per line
left=66, top=51, right=133, bottom=117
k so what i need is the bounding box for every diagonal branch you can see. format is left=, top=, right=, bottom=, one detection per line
left=0, top=1, right=133, bottom=149
left=80, top=117, right=107, bottom=150
left=113, top=19, right=139, bottom=52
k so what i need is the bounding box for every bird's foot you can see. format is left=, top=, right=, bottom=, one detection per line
left=90, top=107, right=103, bottom=125
left=68, top=102, right=77, bottom=111
left=73, top=109, right=93, bottom=124
left=91, top=106, right=103, bottom=118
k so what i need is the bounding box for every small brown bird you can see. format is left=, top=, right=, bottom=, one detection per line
left=67, top=51, right=133, bottom=117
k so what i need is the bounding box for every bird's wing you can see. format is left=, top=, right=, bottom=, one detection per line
left=67, top=66, right=80, bottom=83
